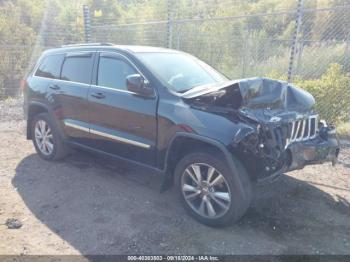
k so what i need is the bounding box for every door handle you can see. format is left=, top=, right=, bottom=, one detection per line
left=91, top=92, right=105, bottom=99
left=49, top=84, right=60, bottom=90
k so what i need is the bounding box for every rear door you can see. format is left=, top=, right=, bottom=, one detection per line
left=32, top=53, right=65, bottom=102
left=47, top=51, right=95, bottom=145
left=87, top=51, right=158, bottom=166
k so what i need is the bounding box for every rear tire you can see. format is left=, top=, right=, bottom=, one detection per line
left=175, top=150, right=252, bottom=227
left=31, top=113, right=68, bottom=161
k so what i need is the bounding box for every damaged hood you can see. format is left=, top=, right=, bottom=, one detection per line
left=182, top=77, right=315, bottom=122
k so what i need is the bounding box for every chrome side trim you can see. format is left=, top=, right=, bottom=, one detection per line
left=89, top=129, right=151, bottom=149
left=63, top=120, right=150, bottom=149
left=64, top=121, right=90, bottom=132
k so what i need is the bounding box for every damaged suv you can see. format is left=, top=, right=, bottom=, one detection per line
left=24, top=43, right=340, bottom=226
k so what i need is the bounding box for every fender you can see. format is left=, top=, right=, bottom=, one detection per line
left=26, top=101, right=66, bottom=141
left=160, top=132, right=246, bottom=198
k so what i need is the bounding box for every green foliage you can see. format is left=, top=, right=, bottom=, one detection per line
left=0, top=1, right=36, bottom=97
left=296, top=64, right=350, bottom=124
left=293, top=44, right=347, bottom=79
left=336, top=122, right=350, bottom=140
left=265, top=70, right=288, bottom=81
left=0, top=0, right=350, bottom=128
left=265, top=63, right=350, bottom=125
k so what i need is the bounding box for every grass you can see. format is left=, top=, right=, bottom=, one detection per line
left=337, top=122, right=350, bottom=140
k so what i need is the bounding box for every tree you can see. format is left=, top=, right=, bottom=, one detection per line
left=0, top=1, right=36, bottom=97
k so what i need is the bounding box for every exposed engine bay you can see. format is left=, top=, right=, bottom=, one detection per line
left=182, top=78, right=340, bottom=181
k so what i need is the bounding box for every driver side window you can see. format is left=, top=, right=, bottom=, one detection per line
left=97, top=56, right=137, bottom=90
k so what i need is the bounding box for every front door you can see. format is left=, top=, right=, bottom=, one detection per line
left=87, top=52, right=157, bottom=166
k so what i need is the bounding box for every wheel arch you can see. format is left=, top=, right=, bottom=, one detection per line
left=26, top=102, right=65, bottom=141
left=160, top=133, right=246, bottom=197
left=27, top=102, right=50, bottom=139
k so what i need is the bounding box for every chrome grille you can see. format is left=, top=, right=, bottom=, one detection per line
left=287, top=115, right=318, bottom=145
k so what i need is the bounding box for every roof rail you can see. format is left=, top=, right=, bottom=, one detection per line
left=61, top=43, right=115, bottom=47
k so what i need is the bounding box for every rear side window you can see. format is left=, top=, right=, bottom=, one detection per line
left=35, top=54, right=64, bottom=79
left=97, top=57, right=137, bottom=90
left=61, top=54, right=93, bottom=84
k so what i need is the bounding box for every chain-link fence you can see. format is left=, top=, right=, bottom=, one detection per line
left=0, top=0, right=84, bottom=99
left=89, top=1, right=350, bottom=81
left=88, top=0, right=350, bottom=124
left=1, top=0, right=350, bottom=125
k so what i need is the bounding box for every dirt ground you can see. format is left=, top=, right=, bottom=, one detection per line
left=0, top=98, right=350, bottom=255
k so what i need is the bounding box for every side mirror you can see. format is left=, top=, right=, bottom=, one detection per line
left=126, top=74, right=153, bottom=97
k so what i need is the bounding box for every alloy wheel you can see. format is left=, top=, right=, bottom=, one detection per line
left=34, top=120, right=54, bottom=156
left=181, top=163, right=231, bottom=219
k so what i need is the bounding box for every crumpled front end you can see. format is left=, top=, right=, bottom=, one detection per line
left=285, top=121, right=339, bottom=171
left=182, top=77, right=340, bottom=182
left=236, top=78, right=340, bottom=180
left=240, top=114, right=340, bottom=182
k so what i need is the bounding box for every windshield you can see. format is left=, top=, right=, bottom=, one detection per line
left=136, top=52, right=228, bottom=93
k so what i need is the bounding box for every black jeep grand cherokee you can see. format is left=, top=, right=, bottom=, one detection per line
left=24, top=43, right=339, bottom=226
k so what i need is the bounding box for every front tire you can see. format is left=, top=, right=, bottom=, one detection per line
left=175, top=150, right=252, bottom=227
left=31, top=113, right=68, bottom=161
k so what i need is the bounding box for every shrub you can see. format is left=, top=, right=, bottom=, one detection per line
left=295, top=63, right=350, bottom=124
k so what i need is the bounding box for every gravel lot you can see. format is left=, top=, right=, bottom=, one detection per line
left=0, top=98, right=349, bottom=255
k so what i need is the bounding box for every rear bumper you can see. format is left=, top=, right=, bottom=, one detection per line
left=286, top=127, right=339, bottom=172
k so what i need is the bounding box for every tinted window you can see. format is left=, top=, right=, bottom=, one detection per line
left=97, top=57, right=137, bottom=90
left=35, top=54, right=64, bottom=79
left=61, top=54, right=93, bottom=84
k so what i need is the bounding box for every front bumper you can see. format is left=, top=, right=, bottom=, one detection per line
left=286, top=127, right=339, bottom=172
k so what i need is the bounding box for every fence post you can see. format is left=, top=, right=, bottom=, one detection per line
left=288, top=0, right=304, bottom=82
left=241, top=39, right=248, bottom=78
left=176, top=29, right=181, bottom=50
left=344, top=32, right=350, bottom=73
left=295, top=39, right=304, bottom=75
left=83, top=5, right=91, bottom=43
left=167, top=0, right=173, bottom=48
